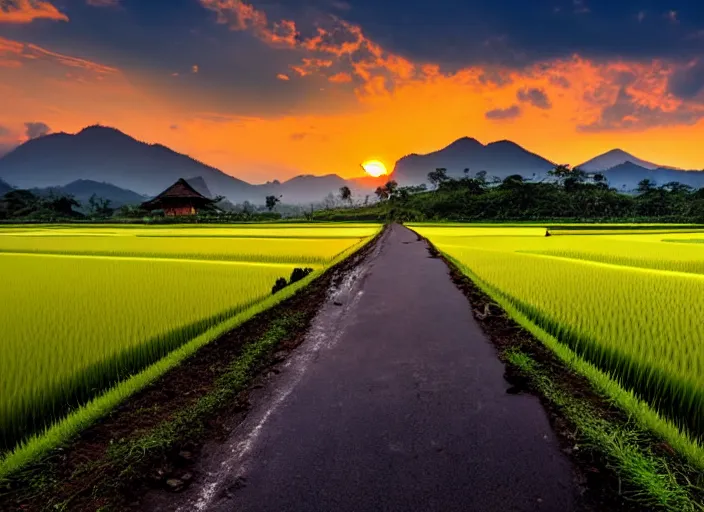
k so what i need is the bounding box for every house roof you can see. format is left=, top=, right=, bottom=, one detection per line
left=141, top=178, right=215, bottom=209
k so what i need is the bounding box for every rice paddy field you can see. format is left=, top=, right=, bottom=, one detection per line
left=0, top=223, right=381, bottom=469
left=409, top=224, right=704, bottom=468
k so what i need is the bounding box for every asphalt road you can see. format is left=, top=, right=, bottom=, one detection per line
left=168, top=224, right=578, bottom=512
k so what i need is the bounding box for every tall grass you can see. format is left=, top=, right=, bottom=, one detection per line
left=413, top=225, right=704, bottom=463
left=0, top=224, right=381, bottom=454
left=0, top=234, right=360, bottom=265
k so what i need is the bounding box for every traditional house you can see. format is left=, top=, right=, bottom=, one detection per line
left=141, top=178, right=215, bottom=216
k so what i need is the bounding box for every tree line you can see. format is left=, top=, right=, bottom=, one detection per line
left=319, top=165, right=704, bottom=222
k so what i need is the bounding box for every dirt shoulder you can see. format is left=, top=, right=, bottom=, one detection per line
left=0, top=231, right=383, bottom=512
left=421, top=236, right=703, bottom=512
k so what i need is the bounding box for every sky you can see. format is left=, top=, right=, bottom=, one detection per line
left=2, top=0, right=704, bottom=182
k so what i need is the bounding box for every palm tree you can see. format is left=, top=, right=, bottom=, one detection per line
left=374, top=186, right=389, bottom=201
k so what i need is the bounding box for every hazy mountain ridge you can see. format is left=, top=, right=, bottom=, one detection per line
left=578, top=149, right=665, bottom=172
left=31, top=180, right=148, bottom=209
left=0, top=126, right=378, bottom=205
left=602, top=162, right=704, bottom=191
left=2, top=126, right=703, bottom=204
left=391, top=137, right=556, bottom=185
left=0, top=178, right=12, bottom=196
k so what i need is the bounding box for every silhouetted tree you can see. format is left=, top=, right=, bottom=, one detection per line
left=637, top=179, right=656, bottom=194
left=45, top=195, right=81, bottom=216
left=375, top=186, right=389, bottom=201
left=383, top=180, right=399, bottom=199
left=265, top=195, right=281, bottom=211
left=427, top=168, right=449, bottom=189
left=339, top=186, right=352, bottom=205
left=548, top=164, right=573, bottom=184
left=88, top=194, right=114, bottom=218
left=499, top=174, right=525, bottom=191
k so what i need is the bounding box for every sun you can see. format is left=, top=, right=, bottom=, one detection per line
left=361, top=160, right=388, bottom=178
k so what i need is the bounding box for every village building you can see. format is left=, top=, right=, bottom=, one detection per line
left=141, top=178, right=215, bottom=216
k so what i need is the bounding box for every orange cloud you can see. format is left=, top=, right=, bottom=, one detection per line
left=0, top=36, right=118, bottom=74
left=0, top=0, right=68, bottom=24
left=26, top=43, right=117, bottom=74
left=199, top=0, right=298, bottom=48
left=329, top=72, right=352, bottom=83
left=6, top=2, right=704, bottom=185
left=197, top=0, right=418, bottom=97
left=290, top=58, right=333, bottom=77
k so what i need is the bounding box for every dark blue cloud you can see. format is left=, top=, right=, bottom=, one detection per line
left=4, top=0, right=703, bottom=120
left=309, top=0, right=704, bottom=70
left=668, top=60, right=704, bottom=100
left=517, top=87, right=551, bottom=109
left=24, top=122, right=51, bottom=139
left=485, top=105, right=521, bottom=120
left=578, top=86, right=704, bottom=131
left=25, top=0, right=704, bottom=74
left=0, top=0, right=339, bottom=116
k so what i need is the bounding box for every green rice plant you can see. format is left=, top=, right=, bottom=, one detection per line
left=0, top=224, right=381, bottom=453
left=413, top=224, right=704, bottom=467
left=442, top=247, right=704, bottom=437
left=525, top=242, right=704, bottom=276
left=0, top=234, right=361, bottom=265
left=0, top=224, right=381, bottom=239
left=0, top=254, right=296, bottom=450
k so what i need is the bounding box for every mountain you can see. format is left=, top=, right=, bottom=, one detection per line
left=0, top=125, right=258, bottom=201
left=391, top=137, right=555, bottom=185
left=578, top=149, right=668, bottom=172
left=602, top=162, right=704, bottom=191
left=31, top=180, right=147, bottom=209
left=0, top=126, right=377, bottom=205
left=185, top=176, right=213, bottom=199
left=266, top=174, right=347, bottom=201
left=0, top=178, right=12, bottom=196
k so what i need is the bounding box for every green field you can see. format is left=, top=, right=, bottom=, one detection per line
left=0, top=224, right=380, bottom=465
left=409, top=224, right=704, bottom=467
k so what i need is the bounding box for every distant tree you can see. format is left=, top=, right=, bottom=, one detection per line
left=590, top=172, right=608, bottom=190
left=339, top=186, right=352, bottom=205
left=428, top=168, right=449, bottom=189
left=592, top=172, right=606, bottom=184
left=383, top=180, right=399, bottom=199
left=88, top=194, right=114, bottom=218
left=45, top=195, right=81, bottom=216
left=242, top=200, right=254, bottom=214
left=321, top=192, right=337, bottom=209
left=374, top=186, right=389, bottom=201
left=117, top=204, right=148, bottom=218
left=660, top=182, right=692, bottom=194
left=548, top=164, right=586, bottom=192
left=265, top=195, right=281, bottom=211
left=563, top=167, right=587, bottom=192
left=548, top=164, right=572, bottom=184
left=637, top=179, right=656, bottom=194
left=499, top=174, right=525, bottom=191
left=2, top=190, right=39, bottom=217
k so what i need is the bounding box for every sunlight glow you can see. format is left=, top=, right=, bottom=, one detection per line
left=361, top=160, right=388, bottom=177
